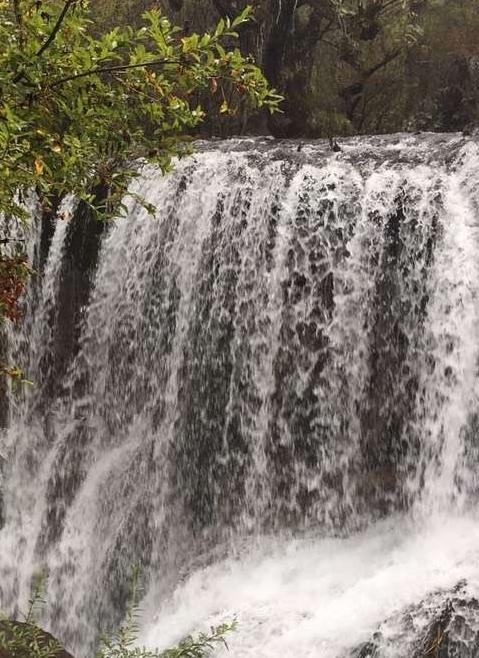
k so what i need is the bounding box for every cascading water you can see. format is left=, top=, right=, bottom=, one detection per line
left=1, top=133, right=479, bottom=657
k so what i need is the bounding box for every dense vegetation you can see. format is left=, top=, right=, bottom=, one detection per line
left=0, top=0, right=279, bottom=331
left=0, top=0, right=278, bottom=222
left=95, top=0, right=479, bottom=137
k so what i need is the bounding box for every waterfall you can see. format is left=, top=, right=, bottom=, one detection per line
left=1, top=133, right=479, bottom=657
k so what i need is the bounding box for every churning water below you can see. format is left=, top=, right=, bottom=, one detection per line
left=140, top=515, right=479, bottom=658
left=2, top=133, right=479, bottom=657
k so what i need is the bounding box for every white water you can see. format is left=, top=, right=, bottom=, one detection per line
left=140, top=514, right=479, bottom=658
left=2, top=134, right=479, bottom=656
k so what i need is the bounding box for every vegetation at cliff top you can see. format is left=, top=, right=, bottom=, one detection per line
left=0, top=1, right=279, bottom=221
left=98, top=0, right=479, bottom=138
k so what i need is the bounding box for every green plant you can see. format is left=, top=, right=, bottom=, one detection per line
left=0, top=621, right=63, bottom=658
left=0, top=568, right=237, bottom=658
left=96, top=566, right=236, bottom=658
left=0, top=0, right=281, bottom=323
left=0, top=574, right=63, bottom=658
left=0, top=0, right=280, bottom=221
left=97, top=622, right=237, bottom=658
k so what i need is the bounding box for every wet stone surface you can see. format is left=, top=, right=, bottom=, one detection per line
left=350, top=582, right=479, bottom=658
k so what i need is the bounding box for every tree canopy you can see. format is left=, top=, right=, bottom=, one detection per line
left=111, top=0, right=478, bottom=137
left=0, top=0, right=280, bottom=324
left=0, top=0, right=280, bottom=219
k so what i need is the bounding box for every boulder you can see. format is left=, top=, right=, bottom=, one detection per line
left=350, top=581, right=479, bottom=657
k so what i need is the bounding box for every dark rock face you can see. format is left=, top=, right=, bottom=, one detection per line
left=0, top=621, right=74, bottom=658
left=51, top=195, right=107, bottom=394
left=350, top=582, right=479, bottom=658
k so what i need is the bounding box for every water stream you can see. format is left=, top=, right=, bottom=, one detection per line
left=1, top=133, right=479, bottom=657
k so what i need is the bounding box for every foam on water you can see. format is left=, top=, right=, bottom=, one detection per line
left=139, top=513, right=479, bottom=658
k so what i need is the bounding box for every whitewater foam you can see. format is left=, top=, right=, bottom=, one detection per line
left=140, top=513, right=479, bottom=657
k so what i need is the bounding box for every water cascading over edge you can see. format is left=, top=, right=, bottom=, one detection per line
left=1, top=134, right=479, bottom=657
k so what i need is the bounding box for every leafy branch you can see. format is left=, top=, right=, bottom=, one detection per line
left=50, top=57, right=182, bottom=88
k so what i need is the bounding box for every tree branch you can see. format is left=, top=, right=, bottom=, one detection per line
left=365, top=48, right=401, bottom=78
left=36, top=0, right=78, bottom=57
left=319, top=18, right=335, bottom=40
left=50, top=57, right=181, bottom=88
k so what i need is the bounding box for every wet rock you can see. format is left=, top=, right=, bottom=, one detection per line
left=37, top=188, right=107, bottom=407
left=349, top=582, right=479, bottom=658
left=352, top=640, right=380, bottom=657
